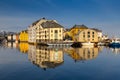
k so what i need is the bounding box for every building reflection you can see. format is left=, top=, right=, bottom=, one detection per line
left=6, top=42, right=19, bottom=48
left=19, top=42, right=28, bottom=53
left=4, top=42, right=29, bottom=54
left=64, top=46, right=103, bottom=62
left=109, top=47, right=120, bottom=54
left=28, top=45, right=64, bottom=70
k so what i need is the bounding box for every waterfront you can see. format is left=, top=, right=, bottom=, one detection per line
left=0, top=43, right=120, bottom=80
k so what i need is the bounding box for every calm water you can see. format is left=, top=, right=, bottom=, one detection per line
left=0, top=42, right=120, bottom=80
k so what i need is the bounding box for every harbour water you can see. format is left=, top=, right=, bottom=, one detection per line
left=0, top=43, right=120, bottom=80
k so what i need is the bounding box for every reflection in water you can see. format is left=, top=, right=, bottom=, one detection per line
left=6, top=42, right=19, bottom=48
left=4, top=42, right=105, bottom=69
left=2, top=42, right=120, bottom=80
left=28, top=45, right=64, bottom=70
left=110, top=47, right=120, bottom=54
left=19, top=43, right=28, bottom=53
left=64, top=46, right=103, bottom=62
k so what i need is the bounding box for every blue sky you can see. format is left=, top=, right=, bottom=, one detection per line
left=0, top=0, right=120, bottom=37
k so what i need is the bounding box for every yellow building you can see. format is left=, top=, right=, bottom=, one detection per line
left=19, top=43, right=29, bottom=53
left=64, top=25, right=88, bottom=41
left=19, top=30, right=28, bottom=42
left=75, top=29, right=99, bottom=43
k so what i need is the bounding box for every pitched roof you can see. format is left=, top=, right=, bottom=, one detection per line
left=91, top=28, right=102, bottom=32
left=71, top=24, right=88, bottom=29
left=32, top=18, right=46, bottom=26
left=76, top=28, right=98, bottom=36
left=41, top=21, right=64, bottom=28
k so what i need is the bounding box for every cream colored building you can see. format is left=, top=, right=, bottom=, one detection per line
left=91, top=28, right=102, bottom=41
left=28, top=18, right=64, bottom=43
left=75, top=29, right=99, bottom=43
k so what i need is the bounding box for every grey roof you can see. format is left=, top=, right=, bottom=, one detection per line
left=71, top=24, right=88, bottom=29
left=41, top=21, right=64, bottom=28
left=90, top=28, right=102, bottom=32
left=42, top=61, right=64, bottom=68
left=32, top=18, right=46, bottom=26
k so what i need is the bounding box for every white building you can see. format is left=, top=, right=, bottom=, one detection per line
left=28, top=18, right=64, bottom=44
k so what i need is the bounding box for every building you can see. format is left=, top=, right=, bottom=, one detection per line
left=19, top=30, right=28, bottom=42
left=7, top=34, right=19, bottom=43
left=75, top=29, right=99, bottom=43
left=65, top=25, right=88, bottom=41
left=28, top=18, right=64, bottom=44
left=91, top=28, right=102, bottom=41
left=28, top=18, right=47, bottom=43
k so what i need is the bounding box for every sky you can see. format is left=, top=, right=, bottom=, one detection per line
left=0, top=0, right=120, bottom=37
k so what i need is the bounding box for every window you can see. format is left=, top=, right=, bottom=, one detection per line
left=92, top=32, right=94, bottom=34
left=83, top=32, right=85, bottom=34
left=88, top=35, right=90, bottom=38
left=92, top=35, right=94, bottom=38
left=45, top=31, right=46, bottom=33
left=88, top=31, right=90, bottom=34
left=59, top=30, right=61, bottom=32
left=51, top=30, right=53, bottom=33
left=83, top=35, right=85, bottom=38
left=55, top=30, right=58, bottom=33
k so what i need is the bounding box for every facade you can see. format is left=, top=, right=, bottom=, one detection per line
left=7, top=34, right=19, bottom=43
left=28, top=18, right=64, bottom=44
left=19, top=30, right=28, bottom=42
left=28, top=19, right=47, bottom=43
left=75, top=29, right=99, bottom=43
left=91, top=28, right=102, bottom=41
left=66, top=25, right=88, bottom=41
left=7, top=35, right=12, bottom=41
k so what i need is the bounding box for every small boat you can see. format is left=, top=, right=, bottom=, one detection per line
left=81, top=42, right=94, bottom=46
left=109, top=38, right=120, bottom=48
